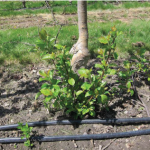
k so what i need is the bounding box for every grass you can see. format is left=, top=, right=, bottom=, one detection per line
left=0, top=2, right=150, bottom=17
left=0, top=19, right=150, bottom=68
left=122, top=2, right=150, bottom=9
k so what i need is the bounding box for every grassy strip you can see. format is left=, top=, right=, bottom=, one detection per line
left=0, top=20, right=150, bottom=66
left=1, top=2, right=150, bottom=17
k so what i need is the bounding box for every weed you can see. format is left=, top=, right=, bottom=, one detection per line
left=17, top=122, right=33, bottom=147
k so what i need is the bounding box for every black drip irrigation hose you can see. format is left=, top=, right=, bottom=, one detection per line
left=1, top=128, right=150, bottom=143
left=1, top=117, right=150, bottom=131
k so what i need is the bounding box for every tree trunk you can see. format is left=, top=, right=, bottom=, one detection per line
left=70, top=1, right=90, bottom=74
left=22, top=1, right=26, bottom=8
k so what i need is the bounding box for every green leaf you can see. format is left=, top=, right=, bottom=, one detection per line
left=101, top=81, right=107, bottom=87
left=119, top=71, right=127, bottom=78
left=126, top=81, right=131, bottom=89
left=89, top=111, right=95, bottom=117
left=99, top=36, right=108, bottom=44
left=113, top=52, right=118, bottom=59
left=45, top=96, right=52, bottom=103
left=39, top=70, right=47, bottom=77
left=36, top=39, right=46, bottom=49
left=49, top=70, right=53, bottom=79
left=148, top=77, right=150, bottom=81
left=54, top=44, right=63, bottom=49
left=76, top=90, right=83, bottom=96
left=39, top=77, right=50, bottom=82
left=81, top=82, right=92, bottom=90
left=78, top=68, right=91, bottom=78
left=26, top=123, right=28, bottom=127
left=39, top=29, right=47, bottom=41
left=41, top=83, right=50, bottom=89
left=101, top=60, right=107, bottom=66
left=142, top=59, right=147, bottom=63
left=24, top=140, right=30, bottom=147
left=130, top=90, right=134, bottom=96
left=82, top=108, right=89, bottom=115
left=53, top=85, right=60, bottom=90
left=42, top=52, right=55, bottom=60
left=101, top=94, right=108, bottom=104
left=35, top=92, right=41, bottom=100
left=95, top=64, right=103, bottom=69
left=85, top=91, right=94, bottom=97
left=109, top=69, right=116, bottom=75
left=97, top=71, right=103, bottom=75
left=50, top=37, right=56, bottom=42
left=40, top=89, right=52, bottom=96
left=68, top=78, right=75, bottom=86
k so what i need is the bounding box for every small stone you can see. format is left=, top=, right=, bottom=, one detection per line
left=133, top=128, right=138, bottom=131
left=37, top=71, right=40, bottom=76
left=126, top=143, right=130, bottom=149
left=93, top=124, right=102, bottom=129
left=2, top=91, right=7, bottom=95
left=73, top=140, right=78, bottom=148
left=10, top=119, right=14, bottom=123
left=31, top=70, right=37, bottom=73
left=99, top=145, right=102, bottom=150
left=28, top=110, right=32, bottom=115
left=137, top=114, right=142, bottom=117
left=83, top=132, right=87, bottom=135
left=124, top=110, right=128, bottom=114
left=33, top=80, right=38, bottom=83
left=4, top=102, right=9, bottom=107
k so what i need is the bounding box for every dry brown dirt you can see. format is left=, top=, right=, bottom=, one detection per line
left=0, top=7, right=150, bottom=29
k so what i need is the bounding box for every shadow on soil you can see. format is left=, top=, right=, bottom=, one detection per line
left=0, top=105, right=20, bottom=117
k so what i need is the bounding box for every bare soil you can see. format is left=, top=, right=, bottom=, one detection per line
left=0, top=58, right=150, bottom=150
left=1, top=7, right=150, bottom=150
left=0, top=7, right=150, bottom=29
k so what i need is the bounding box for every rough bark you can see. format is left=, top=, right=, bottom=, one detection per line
left=22, top=1, right=26, bottom=8
left=70, top=1, right=90, bottom=74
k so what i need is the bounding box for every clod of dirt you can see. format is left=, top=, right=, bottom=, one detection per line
left=132, top=41, right=145, bottom=47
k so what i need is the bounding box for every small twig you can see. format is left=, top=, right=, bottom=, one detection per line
left=137, top=94, right=150, bottom=117
left=62, top=5, right=67, bottom=14
left=21, top=42, right=36, bottom=47
left=2, top=41, right=36, bottom=47
left=86, top=96, right=93, bottom=105
left=131, top=99, right=144, bottom=107
left=45, top=0, right=57, bottom=25
left=139, top=93, right=150, bottom=102
left=54, top=24, right=63, bottom=44
left=138, top=16, right=144, bottom=21
left=132, top=74, right=150, bottom=117
left=102, top=139, right=116, bottom=150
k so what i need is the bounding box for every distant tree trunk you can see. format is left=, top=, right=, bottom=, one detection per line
left=70, top=1, right=90, bottom=74
left=69, top=0, right=72, bottom=5
left=22, top=1, right=26, bottom=8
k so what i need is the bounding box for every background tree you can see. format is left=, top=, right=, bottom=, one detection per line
left=70, top=1, right=90, bottom=74
left=22, top=1, right=26, bottom=8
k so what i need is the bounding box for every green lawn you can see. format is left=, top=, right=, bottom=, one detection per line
left=0, top=19, right=150, bottom=67
left=0, top=1, right=150, bottom=17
